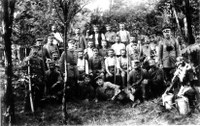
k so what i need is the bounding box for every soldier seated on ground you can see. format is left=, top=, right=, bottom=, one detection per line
left=148, top=59, right=165, bottom=98
left=45, top=60, right=63, bottom=100
left=94, top=76, right=121, bottom=102
left=77, top=74, right=95, bottom=101
left=165, top=56, right=197, bottom=110
left=105, top=49, right=118, bottom=83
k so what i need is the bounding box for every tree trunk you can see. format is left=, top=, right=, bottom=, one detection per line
left=62, top=24, right=68, bottom=124
left=184, top=0, right=195, bottom=45
left=2, top=0, right=16, bottom=124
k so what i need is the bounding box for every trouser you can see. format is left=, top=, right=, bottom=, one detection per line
left=121, top=71, right=127, bottom=88
left=140, top=79, right=150, bottom=100
left=106, top=66, right=115, bottom=83
left=163, top=68, right=174, bottom=84
left=96, top=88, right=114, bottom=101
left=24, top=79, right=44, bottom=112
left=77, top=84, right=95, bottom=100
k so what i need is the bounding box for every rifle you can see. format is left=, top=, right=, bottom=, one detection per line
left=27, top=60, right=34, bottom=113
left=127, top=48, right=130, bottom=87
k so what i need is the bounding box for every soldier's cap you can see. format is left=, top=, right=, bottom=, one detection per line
left=162, top=24, right=171, bottom=31
left=36, top=38, right=43, bottom=42
left=68, top=39, right=75, bottom=44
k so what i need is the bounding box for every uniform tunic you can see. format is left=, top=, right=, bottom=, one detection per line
left=158, top=38, right=179, bottom=68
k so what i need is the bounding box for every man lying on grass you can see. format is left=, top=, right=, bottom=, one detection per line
left=94, top=76, right=121, bottom=102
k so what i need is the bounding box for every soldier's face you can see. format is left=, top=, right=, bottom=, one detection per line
left=163, top=29, right=171, bottom=39
left=132, top=43, right=137, bottom=49
left=132, top=62, right=140, bottom=69
left=88, top=42, right=93, bottom=47
left=106, top=26, right=111, bottom=31
left=93, top=49, right=99, bottom=55
left=32, top=48, right=38, bottom=56
left=75, top=29, right=80, bottom=34
left=130, top=37, right=135, bottom=43
left=120, top=50, right=126, bottom=56
left=108, top=50, right=114, bottom=57
left=115, top=37, right=120, bottom=43
left=52, top=53, right=59, bottom=60
left=51, top=26, right=56, bottom=32
left=78, top=52, right=83, bottom=58
left=48, top=37, right=53, bottom=44
left=49, top=64, right=55, bottom=70
left=120, top=24, right=125, bottom=30
left=94, top=27, right=99, bottom=33
left=97, top=79, right=103, bottom=86
left=68, top=43, right=75, bottom=49
left=101, top=41, right=107, bottom=47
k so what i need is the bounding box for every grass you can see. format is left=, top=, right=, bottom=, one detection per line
left=1, top=66, right=200, bottom=125
left=12, top=98, right=200, bottom=125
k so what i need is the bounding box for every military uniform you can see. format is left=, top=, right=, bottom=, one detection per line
left=22, top=53, right=45, bottom=112
left=45, top=61, right=63, bottom=97
left=99, top=48, right=109, bottom=59
left=148, top=64, right=165, bottom=98
left=128, top=65, right=149, bottom=102
left=59, top=48, right=78, bottom=77
left=158, top=37, right=179, bottom=83
left=96, top=80, right=120, bottom=101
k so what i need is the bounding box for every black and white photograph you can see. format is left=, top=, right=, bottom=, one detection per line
left=0, top=0, right=200, bottom=125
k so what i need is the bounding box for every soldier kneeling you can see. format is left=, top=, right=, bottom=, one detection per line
left=127, top=60, right=149, bottom=106
left=45, top=60, right=63, bottom=101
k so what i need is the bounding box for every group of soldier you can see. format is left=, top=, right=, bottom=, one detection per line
left=20, top=23, right=198, bottom=112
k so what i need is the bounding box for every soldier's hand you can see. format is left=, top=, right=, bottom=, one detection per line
left=24, top=56, right=31, bottom=62
left=100, top=73, right=104, bottom=77
left=160, top=64, right=163, bottom=69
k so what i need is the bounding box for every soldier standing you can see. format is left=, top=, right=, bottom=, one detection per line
left=43, top=35, right=60, bottom=59
left=126, top=36, right=141, bottom=61
left=73, top=28, right=87, bottom=50
left=99, top=40, right=109, bottom=59
left=158, top=25, right=180, bottom=85
left=105, top=24, right=116, bottom=47
left=111, top=36, right=125, bottom=57
left=59, top=40, right=78, bottom=99
left=84, top=40, right=95, bottom=60
left=117, top=23, right=130, bottom=46
left=22, top=45, right=46, bottom=112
